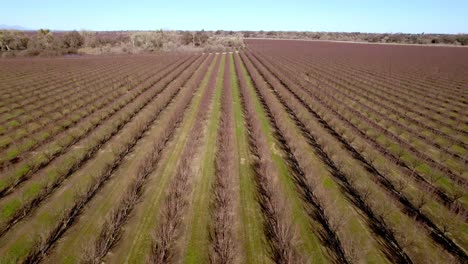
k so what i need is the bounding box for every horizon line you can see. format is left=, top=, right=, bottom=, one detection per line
left=1, top=26, right=466, bottom=35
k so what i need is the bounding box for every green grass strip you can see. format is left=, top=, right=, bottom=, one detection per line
left=237, top=53, right=329, bottom=263
left=112, top=55, right=219, bottom=263
left=231, top=53, right=271, bottom=264
left=183, top=55, right=225, bottom=263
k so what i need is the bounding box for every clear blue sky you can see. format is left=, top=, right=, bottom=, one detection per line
left=2, top=0, right=467, bottom=33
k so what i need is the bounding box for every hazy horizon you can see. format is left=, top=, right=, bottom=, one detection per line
left=2, top=0, right=467, bottom=34
left=1, top=25, right=467, bottom=36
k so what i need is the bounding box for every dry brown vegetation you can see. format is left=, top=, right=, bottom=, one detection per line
left=208, top=55, right=237, bottom=264
left=0, top=30, right=244, bottom=57
left=149, top=55, right=222, bottom=263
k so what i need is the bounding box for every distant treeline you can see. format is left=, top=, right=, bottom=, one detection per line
left=1, top=29, right=466, bottom=57
left=240, top=31, right=468, bottom=46
left=0, top=29, right=244, bottom=57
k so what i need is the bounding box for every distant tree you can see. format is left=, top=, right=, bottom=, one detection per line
left=0, top=31, right=29, bottom=51
left=181, top=31, right=193, bottom=45
left=440, top=35, right=456, bottom=44
left=80, top=31, right=97, bottom=47
left=0, top=31, right=15, bottom=51
left=28, top=29, right=54, bottom=50
left=311, top=33, right=321, bottom=39
left=62, top=31, right=84, bottom=49
left=129, top=31, right=166, bottom=50
left=388, top=33, right=405, bottom=43
left=13, top=32, right=29, bottom=49
left=193, top=30, right=209, bottom=46
left=152, top=30, right=165, bottom=48
left=456, top=36, right=468, bottom=46
left=0, top=31, right=10, bottom=50
left=39, top=29, right=48, bottom=34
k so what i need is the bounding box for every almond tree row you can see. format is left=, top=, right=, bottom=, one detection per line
left=0, top=56, right=196, bottom=197
left=243, top=50, right=467, bottom=261
left=0, top=56, right=190, bottom=167
left=251, top=51, right=467, bottom=205
left=281, top=54, right=467, bottom=145
left=233, top=53, right=301, bottom=263
left=0, top=57, right=170, bottom=137
left=0, top=56, right=201, bottom=238
left=149, top=55, right=222, bottom=263
left=82, top=54, right=214, bottom=264
left=0, top=57, right=155, bottom=120
left=0, top=54, right=206, bottom=263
